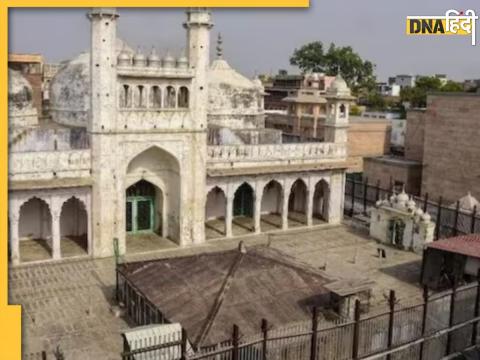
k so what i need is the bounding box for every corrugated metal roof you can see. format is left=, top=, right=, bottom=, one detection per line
left=427, top=234, right=480, bottom=258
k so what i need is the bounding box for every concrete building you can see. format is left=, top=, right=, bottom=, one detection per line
left=8, top=8, right=352, bottom=266
left=388, top=74, right=416, bottom=89
left=376, top=82, right=400, bottom=97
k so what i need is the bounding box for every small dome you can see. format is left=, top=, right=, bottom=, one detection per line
left=133, top=49, right=147, bottom=67
left=163, top=53, right=175, bottom=68
left=421, top=213, right=432, bottom=223
left=456, top=192, right=479, bottom=212
left=389, top=194, right=397, bottom=203
left=252, top=76, right=263, bottom=88
left=176, top=55, right=188, bottom=69
left=397, top=190, right=409, bottom=203
left=147, top=48, right=161, bottom=67
left=415, top=208, right=424, bottom=217
left=117, top=50, right=131, bottom=66
left=407, top=197, right=416, bottom=209
left=327, top=74, right=351, bottom=97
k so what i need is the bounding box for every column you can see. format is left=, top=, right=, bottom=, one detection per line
left=282, top=189, right=290, bottom=230
left=306, top=189, right=314, bottom=227
left=254, top=194, right=262, bottom=234
left=52, top=211, right=61, bottom=260
left=86, top=195, right=92, bottom=256
left=51, top=198, right=62, bottom=260
left=226, top=195, right=233, bottom=238
left=10, top=214, right=20, bottom=266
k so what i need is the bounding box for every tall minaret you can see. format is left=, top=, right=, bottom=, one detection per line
left=88, top=8, right=120, bottom=257
left=184, top=8, right=213, bottom=130
left=88, top=8, right=118, bottom=132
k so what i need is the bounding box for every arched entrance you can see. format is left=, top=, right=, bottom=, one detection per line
left=60, top=197, right=88, bottom=257
left=261, top=180, right=283, bottom=231
left=205, top=186, right=226, bottom=240
left=288, top=179, right=308, bottom=227
left=125, top=146, right=180, bottom=252
left=18, top=197, right=52, bottom=262
left=313, top=180, right=329, bottom=223
left=233, top=183, right=254, bottom=235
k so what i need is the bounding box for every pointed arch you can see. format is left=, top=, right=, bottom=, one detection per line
left=261, top=180, right=283, bottom=231
left=60, top=196, right=88, bottom=257
left=205, top=186, right=227, bottom=239
left=313, top=179, right=330, bottom=222
left=288, top=179, right=308, bottom=226
left=232, top=182, right=255, bottom=235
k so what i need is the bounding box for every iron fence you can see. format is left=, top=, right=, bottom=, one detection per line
left=120, top=279, right=480, bottom=360
left=344, top=179, right=480, bottom=240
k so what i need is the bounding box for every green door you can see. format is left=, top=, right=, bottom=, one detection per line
left=233, top=183, right=253, bottom=217
left=126, top=196, right=154, bottom=234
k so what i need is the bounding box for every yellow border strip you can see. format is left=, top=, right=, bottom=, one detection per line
left=1, top=2, right=309, bottom=360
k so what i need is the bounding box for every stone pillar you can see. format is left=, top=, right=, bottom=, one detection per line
left=282, top=189, right=290, bottom=230
left=51, top=210, right=61, bottom=260
left=9, top=214, right=20, bottom=266
left=85, top=195, right=92, bottom=256
left=254, top=194, right=262, bottom=234
left=226, top=195, right=233, bottom=237
left=306, top=189, right=314, bottom=227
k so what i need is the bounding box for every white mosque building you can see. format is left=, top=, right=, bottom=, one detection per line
left=8, top=8, right=353, bottom=265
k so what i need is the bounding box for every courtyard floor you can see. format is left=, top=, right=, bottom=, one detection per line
left=19, top=236, right=88, bottom=263
left=9, top=222, right=423, bottom=359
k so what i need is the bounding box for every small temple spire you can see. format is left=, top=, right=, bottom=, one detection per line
left=216, top=33, right=223, bottom=59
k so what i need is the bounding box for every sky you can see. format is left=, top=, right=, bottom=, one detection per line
left=8, top=0, right=480, bottom=82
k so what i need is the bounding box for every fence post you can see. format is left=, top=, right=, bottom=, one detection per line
left=471, top=270, right=480, bottom=346
left=453, top=201, right=460, bottom=236
left=419, top=286, right=429, bottom=360
left=423, top=193, right=429, bottom=213
left=310, top=307, right=319, bottom=360
left=471, top=206, right=477, bottom=234
left=232, top=324, right=239, bottom=360
left=386, top=290, right=396, bottom=360
left=446, top=285, right=457, bottom=355
left=352, top=299, right=361, bottom=360
left=42, top=351, right=47, bottom=360
left=363, top=178, right=368, bottom=214
left=435, top=196, right=443, bottom=240
left=261, top=318, right=268, bottom=360
left=181, top=328, right=187, bottom=360
left=375, top=180, right=381, bottom=202
left=351, top=180, right=356, bottom=217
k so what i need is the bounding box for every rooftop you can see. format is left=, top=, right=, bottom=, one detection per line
left=118, top=245, right=332, bottom=347
left=427, top=234, right=480, bottom=259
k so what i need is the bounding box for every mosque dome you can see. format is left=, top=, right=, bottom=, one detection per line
left=455, top=192, right=479, bottom=212
left=49, top=39, right=133, bottom=127
left=207, top=57, right=264, bottom=124
left=397, top=190, right=409, bottom=204
left=421, top=213, right=431, bottom=223
left=8, top=69, right=34, bottom=111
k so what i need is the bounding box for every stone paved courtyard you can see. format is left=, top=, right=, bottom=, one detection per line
left=9, top=223, right=423, bottom=359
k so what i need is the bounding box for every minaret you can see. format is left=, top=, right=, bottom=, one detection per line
left=183, top=8, right=213, bottom=130
left=324, top=74, right=354, bottom=143
left=87, top=8, right=120, bottom=257
left=87, top=8, right=118, bottom=132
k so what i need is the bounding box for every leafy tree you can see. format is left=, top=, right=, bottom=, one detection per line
left=400, top=76, right=463, bottom=108
left=441, top=80, right=463, bottom=92
left=290, top=41, right=376, bottom=92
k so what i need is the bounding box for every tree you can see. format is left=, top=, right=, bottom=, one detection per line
left=290, top=41, right=376, bottom=92
left=400, top=76, right=463, bottom=108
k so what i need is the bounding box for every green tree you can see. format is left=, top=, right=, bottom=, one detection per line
left=400, top=76, right=463, bottom=108
left=290, top=41, right=376, bottom=92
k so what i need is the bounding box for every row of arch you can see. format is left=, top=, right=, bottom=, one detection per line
left=9, top=196, right=89, bottom=264
left=119, top=84, right=189, bottom=109
left=205, top=178, right=329, bottom=238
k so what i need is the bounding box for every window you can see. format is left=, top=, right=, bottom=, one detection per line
left=120, top=85, right=131, bottom=108
left=164, top=86, right=176, bottom=108
left=177, top=87, right=189, bottom=108
left=339, top=104, right=346, bottom=118
left=150, top=86, right=162, bottom=108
